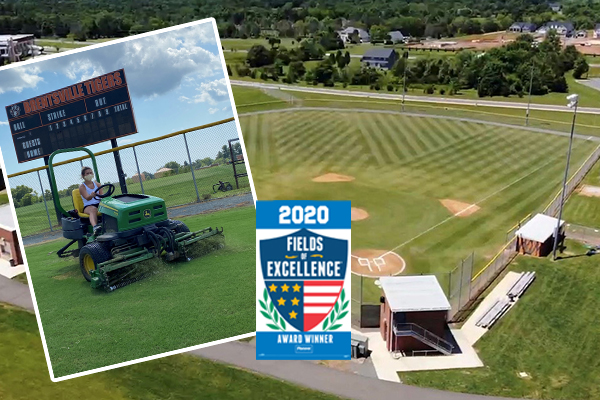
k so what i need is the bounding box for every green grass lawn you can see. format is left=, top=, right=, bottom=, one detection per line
left=240, top=109, right=597, bottom=302
left=26, top=206, right=255, bottom=378
left=563, top=161, right=600, bottom=228
left=400, top=241, right=600, bottom=400
left=232, top=86, right=291, bottom=113
left=221, top=38, right=298, bottom=51
left=0, top=304, right=340, bottom=400
left=13, top=164, right=250, bottom=237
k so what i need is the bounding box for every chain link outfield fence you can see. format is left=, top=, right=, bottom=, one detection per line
left=351, top=144, right=600, bottom=328
left=7, top=118, right=251, bottom=238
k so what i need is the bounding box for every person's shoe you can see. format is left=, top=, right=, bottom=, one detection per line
left=93, top=224, right=102, bottom=235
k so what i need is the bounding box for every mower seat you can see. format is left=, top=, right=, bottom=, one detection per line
left=72, top=189, right=102, bottom=219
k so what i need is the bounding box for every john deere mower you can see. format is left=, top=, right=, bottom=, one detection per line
left=49, top=148, right=224, bottom=292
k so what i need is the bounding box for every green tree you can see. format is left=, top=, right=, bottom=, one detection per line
left=11, top=185, right=33, bottom=205
left=246, top=45, right=274, bottom=68
left=573, top=57, right=589, bottom=79
left=163, top=161, right=181, bottom=174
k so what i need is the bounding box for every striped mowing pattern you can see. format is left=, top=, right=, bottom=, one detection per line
left=241, top=110, right=598, bottom=297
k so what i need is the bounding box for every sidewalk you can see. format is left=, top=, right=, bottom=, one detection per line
left=0, top=275, right=34, bottom=311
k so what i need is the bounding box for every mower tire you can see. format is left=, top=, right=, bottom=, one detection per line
left=172, top=220, right=190, bottom=233
left=79, top=241, right=112, bottom=282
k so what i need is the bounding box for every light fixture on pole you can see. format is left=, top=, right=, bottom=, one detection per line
left=552, top=93, right=579, bottom=260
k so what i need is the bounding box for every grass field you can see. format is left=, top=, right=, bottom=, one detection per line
left=400, top=240, right=600, bottom=400
left=13, top=164, right=250, bottom=237
left=0, top=305, right=339, bottom=400
left=563, top=161, right=600, bottom=228
left=239, top=108, right=597, bottom=302
left=25, top=206, right=255, bottom=378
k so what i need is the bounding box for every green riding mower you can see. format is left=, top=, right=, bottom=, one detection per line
left=49, top=148, right=224, bottom=292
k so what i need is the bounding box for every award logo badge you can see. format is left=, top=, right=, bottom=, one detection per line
left=256, top=201, right=351, bottom=360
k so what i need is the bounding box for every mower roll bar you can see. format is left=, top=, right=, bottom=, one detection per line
left=48, top=148, right=100, bottom=219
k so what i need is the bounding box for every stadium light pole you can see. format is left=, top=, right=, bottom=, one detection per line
left=525, top=62, right=534, bottom=126
left=401, top=51, right=408, bottom=112
left=552, top=93, right=579, bottom=261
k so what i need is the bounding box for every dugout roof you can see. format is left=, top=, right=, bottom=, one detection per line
left=0, top=205, right=15, bottom=230
left=380, top=275, right=451, bottom=312
left=515, top=213, right=564, bottom=243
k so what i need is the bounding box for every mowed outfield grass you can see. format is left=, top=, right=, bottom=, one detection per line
left=240, top=109, right=598, bottom=301
left=563, top=161, right=600, bottom=228
left=13, top=164, right=249, bottom=237
left=0, top=306, right=340, bottom=400
left=400, top=241, right=600, bottom=400
left=26, top=206, right=255, bottom=378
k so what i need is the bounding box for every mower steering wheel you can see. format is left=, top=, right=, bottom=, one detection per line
left=95, top=183, right=115, bottom=198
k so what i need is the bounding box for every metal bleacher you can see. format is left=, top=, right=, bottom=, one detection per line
left=476, top=271, right=536, bottom=329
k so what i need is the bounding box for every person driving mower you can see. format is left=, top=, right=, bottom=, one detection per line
left=79, top=166, right=103, bottom=234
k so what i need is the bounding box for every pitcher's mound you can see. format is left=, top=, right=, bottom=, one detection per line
left=578, top=185, right=600, bottom=198
left=440, top=199, right=480, bottom=217
left=352, top=207, right=369, bottom=221
left=351, top=249, right=406, bottom=277
left=312, top=173, right=355, bottom=183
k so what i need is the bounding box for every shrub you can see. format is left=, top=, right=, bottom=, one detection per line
left=439, top=88, right=446, bottom=95
left=202, top=193, right=212, bottom=200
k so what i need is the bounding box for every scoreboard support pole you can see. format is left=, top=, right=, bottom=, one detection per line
left=44, top=156, right=63, bottom=226
left=111, top=139, right=128, bottom=195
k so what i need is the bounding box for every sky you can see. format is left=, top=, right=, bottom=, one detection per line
left=0, top=19, right=237, bottom=190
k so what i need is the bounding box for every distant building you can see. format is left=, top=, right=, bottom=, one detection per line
left=338, top=27, right=370, bottom=43
left=131, top=173, right=146, bottom=183
left=508, top=22, right=537, bottom=33
left=594, top=24, right=600, bottom=38
left=388, top=30, right=408, bottom=43
left=537, top=21, right=575, bottom=36
left=549, top=2, right=562, bottom=12
left=155, top=167, right=174, bottom=179
left=361, top=48, right=398, bottom=69
left=576, top=30, right=588, bottom=38
left=0, top=203, right=23, bottom=268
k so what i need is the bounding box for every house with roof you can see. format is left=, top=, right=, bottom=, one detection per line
left=537, top=21, right=575, bottom=36
left=338, top=27, right=370, bottom=43
left=549, top=2, right=562, bottom=12
left=594, top=24, right=600, bottom=38
left=360, top=48, right=398, bottom=69
left=575, top=29, right=587, bottom=38
left=155, top=167, right=174, bottom=179
left=388, top=30, right=409, bottom=44
left=508, top=22, right=537, bottom=33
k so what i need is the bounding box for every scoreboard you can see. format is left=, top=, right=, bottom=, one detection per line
left=5, top=68, right=137, bottom=163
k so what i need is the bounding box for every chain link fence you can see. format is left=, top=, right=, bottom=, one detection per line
left=8, top=118, right=251, bottom=238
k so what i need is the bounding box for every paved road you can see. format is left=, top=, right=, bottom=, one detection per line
left=238, top=106, right=600, bottom=143
left=0, top=276, right=529, bottom=400
left=232, top=80, right=600, bottom=114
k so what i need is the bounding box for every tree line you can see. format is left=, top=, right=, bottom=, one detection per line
left=233, top=31, right=589, bottom=97
left=3, top=0, right=600, bottom=41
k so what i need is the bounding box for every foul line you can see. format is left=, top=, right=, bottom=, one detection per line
left=380, top=144, right=585, bottom=258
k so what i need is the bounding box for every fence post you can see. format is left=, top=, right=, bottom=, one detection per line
left=132, top=146, right=144, bottom=194
left=37, top=170, right=53, bottom=232
left=458, top=258, right=464, bottom=309
left=183, top=133, right=201, bottom=202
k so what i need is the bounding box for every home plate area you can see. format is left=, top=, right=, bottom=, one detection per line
left=351, top=249, right=406, bottom=277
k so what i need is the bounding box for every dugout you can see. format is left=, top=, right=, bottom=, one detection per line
left=379, top=276, right=454, bottom=356
left=515, top=213, right=565, bottom=257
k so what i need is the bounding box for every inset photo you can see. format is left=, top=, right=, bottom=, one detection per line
left=0, top=18, right=256, bottom=381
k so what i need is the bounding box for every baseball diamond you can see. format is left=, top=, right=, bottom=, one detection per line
left=241, top=109, right=598, bottom=303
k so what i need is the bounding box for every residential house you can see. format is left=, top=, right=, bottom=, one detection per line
left=549, top=2, right=562, bottom=12
left=361, top=48, right=398, bottom=70
left=338, top=27, right=370, bottom=43
left=508, top=22, right=537, bottom=33
left=594, top=24, right=600, bottom=38
left=576, top=30, right=587, bottom=38
left=155, top=167, right=174, bottom=179
left=537, top=21, right=574, bottom=36
left=388, top=30, right=409, bottom=44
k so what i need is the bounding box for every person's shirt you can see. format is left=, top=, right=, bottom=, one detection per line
left=81, top=181, right=100, bottom=207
